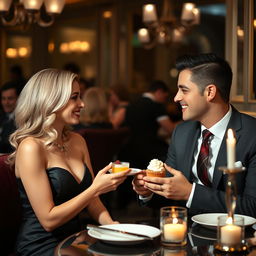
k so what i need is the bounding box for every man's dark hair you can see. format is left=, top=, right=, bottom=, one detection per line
left=175, top=53, right=232, bottom=103
left=0, top=81, right=20, bottom=96
left=149, top=80, right=169, bottom=93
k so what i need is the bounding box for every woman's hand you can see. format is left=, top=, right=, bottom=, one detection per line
left=91, top=163, right=130, bottom=196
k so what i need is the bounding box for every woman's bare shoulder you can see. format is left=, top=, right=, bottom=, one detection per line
left=16, top=137, right=46, bottom=176
left=18, top=137, right=45, bottom=155
left=69, top=131, right=85, bottom=144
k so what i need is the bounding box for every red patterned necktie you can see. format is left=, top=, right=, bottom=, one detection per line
left=197, top=129, right=213, bottom=187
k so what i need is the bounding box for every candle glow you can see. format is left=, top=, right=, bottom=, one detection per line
left=220, top=217, right=242, bottom=245
left=163, top=217, right=186, bottom=242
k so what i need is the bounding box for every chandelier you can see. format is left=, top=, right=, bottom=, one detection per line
left=138, top=0, right=200, bottom=48
left=0, top=0, right=65, bottom=27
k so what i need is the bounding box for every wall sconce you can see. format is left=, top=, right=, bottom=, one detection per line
left=60, top=41, right=91, bottom=53
left=6, top=46, right=30, bottom=58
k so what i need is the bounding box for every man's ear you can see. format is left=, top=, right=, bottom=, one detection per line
left=205, top=84, right=217, bottom=101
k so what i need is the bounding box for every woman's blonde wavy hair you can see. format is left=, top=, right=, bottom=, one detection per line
left=8, top=68, right=77, bottom=166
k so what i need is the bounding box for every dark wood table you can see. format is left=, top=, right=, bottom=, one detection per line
left=54, top=221, right=256, bottom=256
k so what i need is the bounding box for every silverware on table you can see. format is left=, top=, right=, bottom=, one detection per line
left=87, top=224, right=153, bottom=240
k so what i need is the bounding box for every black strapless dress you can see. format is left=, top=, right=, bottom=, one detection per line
left=16, top=166, right=92, bottom=256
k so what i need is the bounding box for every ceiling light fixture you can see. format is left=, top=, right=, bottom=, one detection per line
left=138, top=0, right=200, bottom=48
left=0, top=0, right=65, bottom=27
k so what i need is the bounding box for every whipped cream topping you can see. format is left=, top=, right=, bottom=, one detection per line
left=147, top=159, right=164, bottom=172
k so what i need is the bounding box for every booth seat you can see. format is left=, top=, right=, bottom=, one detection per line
left=75, top=127, right=130, bottom=174
left=0, top=154, right=22, bottom=256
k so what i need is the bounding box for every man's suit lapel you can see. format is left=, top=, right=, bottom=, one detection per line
left=212, top=107, right=242, bottom=187
left=184, top=123, right=201, bottom=181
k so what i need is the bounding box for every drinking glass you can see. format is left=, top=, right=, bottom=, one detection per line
left=112, top=162, right=130, bottom=173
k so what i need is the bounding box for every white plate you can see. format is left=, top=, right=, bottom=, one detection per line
left=192, top=213, right=256, bottom=229
left=88, top=224, right=161, bottom=245
left=189, top=223, right=217, bottom=241
left=109, top=168, right=142, bottom=176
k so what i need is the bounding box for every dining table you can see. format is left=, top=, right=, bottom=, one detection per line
left=54, top=217, right=256, bottom=256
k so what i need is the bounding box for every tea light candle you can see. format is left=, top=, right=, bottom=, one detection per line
left=226, top=129, right=236, bottom=169
left=221, top=223, right=242, bottom=244
left=164, top=219, right=186, bottom=242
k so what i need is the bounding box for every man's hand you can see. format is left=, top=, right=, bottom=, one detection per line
left=132, top=171, right=152, bottom=197
left=143, top=164, right=192, bottom=200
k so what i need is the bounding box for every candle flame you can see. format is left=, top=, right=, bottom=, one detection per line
left=227, top=129, right=234, bottom=139
left=171, top=208, right=177, bottom=218
left=173, top=217, right=178, bottom=224
left=226, top=216, right=233, bottom=225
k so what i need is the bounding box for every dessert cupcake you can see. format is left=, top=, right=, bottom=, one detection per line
left=146, top=159, right=166, bottom=177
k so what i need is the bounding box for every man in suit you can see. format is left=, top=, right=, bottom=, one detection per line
left=132, top=53, right=256, bottom=217
left=0, top=82, right=19, bottom=153
left=122, top=80, right=175, bottom=169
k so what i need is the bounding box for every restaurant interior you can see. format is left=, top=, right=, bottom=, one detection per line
left=0, top=0, right=256, bottom=255
left=0, top=0, right=255, bottom=113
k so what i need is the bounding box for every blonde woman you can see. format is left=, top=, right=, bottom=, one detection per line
left=9, top=69, right=129, bottom=256
left=73, top=87, right=113, bottom=130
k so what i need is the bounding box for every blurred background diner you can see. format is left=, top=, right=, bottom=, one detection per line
left=0, top=81, right=20, bottom=154
left=73, top=87, right=113, bottom=130
left=108, top=83, right=131, bottom=129
left=120, top=80, right=175, bottom=169
left=0, top=0, right=255, bottom=254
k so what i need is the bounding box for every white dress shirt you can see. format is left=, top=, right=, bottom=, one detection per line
left=186, top=106, right=232, bottom=207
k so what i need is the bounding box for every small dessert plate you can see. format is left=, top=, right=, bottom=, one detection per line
left=109, top=168, right=142, bottom=176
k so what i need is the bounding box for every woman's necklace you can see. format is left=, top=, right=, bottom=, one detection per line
left=53, top=142, right=67, bottom=152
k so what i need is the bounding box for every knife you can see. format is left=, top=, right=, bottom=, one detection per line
left=87, top=224, right=153, bottom=240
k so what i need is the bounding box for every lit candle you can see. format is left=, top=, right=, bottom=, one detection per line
left=138, top=28, right=150, bottom=43
left=163, top=218, right=186, bottom=242
left=226, top=129, right=236, bottom=169
left=221, top=217, right=242, bottom=244
left=143, top=4, right=157, bottom=23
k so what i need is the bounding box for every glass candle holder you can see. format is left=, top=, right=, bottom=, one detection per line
left=215, top=215, right=247, bottom=252
left=160, top=206, right=187, bottom=247
left=112, top=162, right=129, bottom=173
